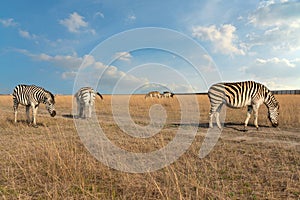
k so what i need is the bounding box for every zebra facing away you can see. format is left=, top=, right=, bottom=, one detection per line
left=162, top=91, right=174, bottom=98
left=13, top=84, right=56, bottom=127
left=74, top=87, right=103, bottom=118
left=145, top=91, right=161, bottom=99
left=208, top=81, right=279, bottom=130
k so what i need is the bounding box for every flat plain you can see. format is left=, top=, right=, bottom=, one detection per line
left=0, top=94, right=299, bottom=199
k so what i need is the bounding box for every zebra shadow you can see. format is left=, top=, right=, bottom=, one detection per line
left=170, top=123, right=209, bottom=128
left=224, top=122, right=270, bottom=132
left=170, top=122, right=271, bottom=132
left=62, top=114, right=92, bottom=120
left=7, top=118, right=44, bottom=127
left=62, top=114, right=75, bottom=119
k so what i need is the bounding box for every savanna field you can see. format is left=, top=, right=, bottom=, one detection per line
left=0, top=94, right=299, bottom=199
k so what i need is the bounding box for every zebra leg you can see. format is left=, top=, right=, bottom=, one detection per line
left=244, top=105, right=253, bottom=130
left=77, top=103, right=81, bottom=118
left=215, top=112, right=222, bottom=129
left=79, top=104, right=84, bottom=118
left=209, top=112, right=214, bottom=128
left=82, top=105, right=87, bottom=118
left=215, top=103, right=224, bottom=129
left=32, top=105, right=39, bottom=127
left=13, top=103, right=19, bottom=123
left=209, top=103, right=223, bottom=129
left=253, top=105, right=260, bottom=130
left=88, top=105, right=92, bottom=118
left=26, top=105, right=31, bottom=123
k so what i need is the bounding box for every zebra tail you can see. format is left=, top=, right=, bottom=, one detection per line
left=97, top=92, right=103, bottom=100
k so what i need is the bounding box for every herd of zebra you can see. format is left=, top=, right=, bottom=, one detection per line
left=145, top=91, right=175, bottom=99
left=11, top=80, right=279, bottom=129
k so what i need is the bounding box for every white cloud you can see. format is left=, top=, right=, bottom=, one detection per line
left=17, top=49, right=148, bottom=93
left=0, top=18, right=18, bottom=27
left=240, top=57, right=300, bottom=79
left=17, top=49, right=82, bottom=69
left=113, top=52, right=132, bottom=62
left=62, top=71, right=77, bottom=79
left=17, top=49, right=209, bottom=93
left=127, top=14, right=136, bottom=21
left=248, top=1, right=300, bottom=51
left=255, top=57, right=295, bottom=68
left=125, top=14, right=136, bottom=24
left=18, top=29, right=37, bottom=40
left=192, top=24, right=245, bottom=55
left=59, top=12, right=95, bottom=34
left=249, top=1, right=300, bottom=28
left=94, top=11, right=104, bottom=18
left=265, top=80, right=295, bottom=90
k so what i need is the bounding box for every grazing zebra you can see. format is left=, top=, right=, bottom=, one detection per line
left=13, top=84, right=56, bottom=127
left=145, top=91, right=161, bottom=99
left=208, top=81, right=279, bottom=130
left=162, top=91, right=174, bottom=98
left=74, top=87, right=103, bottom=118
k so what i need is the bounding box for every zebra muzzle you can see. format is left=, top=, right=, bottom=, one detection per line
left=50, top=110, right=56, bottom=117
left=272, top=122, right=278, bottom=127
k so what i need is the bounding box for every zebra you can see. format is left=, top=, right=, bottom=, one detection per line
left=208, top=81, right=279, bottom=130
left=74, top=87, right=103, bottom=118
left=13, top=84, right=56, bottom=127
left=162, top=91, right=174, bottom=98
left=145, top=91, right=161, bottom=99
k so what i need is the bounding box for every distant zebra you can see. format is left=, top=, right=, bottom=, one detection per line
left=74, top=87, right=103, bottom=118
left=208, top=81, right=279, bottom=130
left=145, top=91, right=161, bottom=99
left=162, top=91, right=174, bottom=98
left=13, top=84, right=56, bottom=127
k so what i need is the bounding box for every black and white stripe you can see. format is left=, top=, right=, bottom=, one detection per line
left=208, top=81, right=279, bottom=129
left=74, top=87, right=103, bottom=118
left=13, top=84, right=56, bottom=127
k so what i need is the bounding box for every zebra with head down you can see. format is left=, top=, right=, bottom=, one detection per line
left=208, top=81, right=279, bottom=130
left=13, top=84, right=56, bottom=127
left=162, top=91, right=174, bottom=98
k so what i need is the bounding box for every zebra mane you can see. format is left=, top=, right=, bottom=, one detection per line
left=50, top=92, right=55, bottom=103
left=44, top=89, right=55, bottom=103
left=265, top=89, right=279, bottom=109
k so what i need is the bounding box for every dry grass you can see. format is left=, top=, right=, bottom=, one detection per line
left=0, top=94, right=299, bottom=199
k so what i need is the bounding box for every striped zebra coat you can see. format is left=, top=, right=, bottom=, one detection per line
left=208, top=81, right=279, bottom=130
left=13, top=84, right=56, bottom=127
left=74, top=87, right=103, bottom=118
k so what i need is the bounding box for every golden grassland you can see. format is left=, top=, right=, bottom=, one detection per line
left=0, top=94, right=299, bottom=199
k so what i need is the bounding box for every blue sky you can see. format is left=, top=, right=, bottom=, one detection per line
left=1, top=0, right=300, bottom=94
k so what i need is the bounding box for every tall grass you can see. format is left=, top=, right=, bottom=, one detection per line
left=0, top=94, right=299, bottom=199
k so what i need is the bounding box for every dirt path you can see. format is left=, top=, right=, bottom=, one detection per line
left=201, top=125, right=300, bottom=151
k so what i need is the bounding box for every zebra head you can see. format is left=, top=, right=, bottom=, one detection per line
left=44, top=92, right=56, bottom=117
left=268, top=103, right=279, bottom=127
